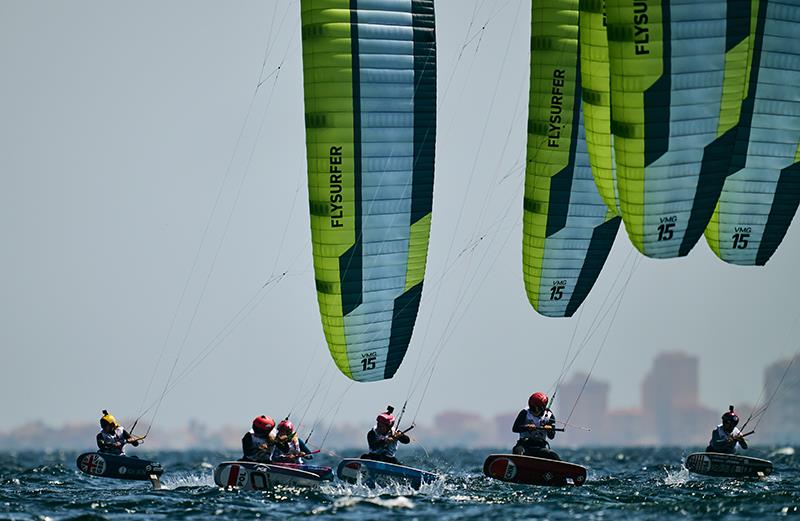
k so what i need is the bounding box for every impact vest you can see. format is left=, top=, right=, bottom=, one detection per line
left=242, top=430, right=273, bottom=461
left=518, top=408, right=554, bottom=443
left=271, top=434, right=301, bottom=460
left=368, top=427, right=400, bottom=458
left=709, top=425, right=742, bottom=453
left=97, top=427, right=126, bottom=454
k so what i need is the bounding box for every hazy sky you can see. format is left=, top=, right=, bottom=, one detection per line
left=1, top=1, right=798, bottom=434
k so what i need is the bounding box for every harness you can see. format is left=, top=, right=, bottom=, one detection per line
left=97, top=427, right=126, bottom=454
left=369, top=427, right=399, bottom=457
left=518, top=409, right=554, bottom=444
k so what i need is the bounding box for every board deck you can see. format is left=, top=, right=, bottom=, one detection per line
left=214, top=461, right=332, bottom=490
left=263, top=461, right=334, bottom=480
left=336, top=458, right=437, bottom=490
left=483, top=454, right=587, bottom=486
left=76, top=452, right=163, bottom=488
left=685, top=452, right=773, bottom=478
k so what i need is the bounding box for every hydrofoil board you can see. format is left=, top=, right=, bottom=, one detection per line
left=336, top=458, right=437, bottom=490
left=76, top=452, right=164, bottom=489
left=214, top=461, right=332, bottom=489
left=685, top=452, right=773, bottom=478
left=483, top=454, right=586, bottom=486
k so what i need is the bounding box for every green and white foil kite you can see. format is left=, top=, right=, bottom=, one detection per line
left=523, top=0, right=621, bottom=318
left=301, top=0, right=436, bottom=381
left=706, top=0, right=800, bottom=265
left=605, top=0, right=751, bottom=258
left=580, top=0, right=620, bottom=215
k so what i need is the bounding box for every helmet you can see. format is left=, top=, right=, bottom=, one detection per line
left=528, top=392, right=549, bottom=410
left=252, top=415, right=275, bottom=434
left=100, top=410, right=118, bottom=428
left=722, top=405, right=739, bottom=426
left=277, top=419, right=294, bottom=434
left=376, top=412, right=395, bottom=427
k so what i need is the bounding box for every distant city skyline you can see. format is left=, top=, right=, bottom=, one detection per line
left=557, top=352, right=719, bottom=447
left=1, top=1, right=799, bottom=432
left=3, top=350, right=797, bottom=449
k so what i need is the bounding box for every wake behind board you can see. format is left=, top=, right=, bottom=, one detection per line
left=336, top=458, right=437, bottom=490
left=77, top=452, right=164, bottom=489
left=214, top=461, right=332, bottom=490
left=685, top=452, right=773, bottom=478
left=483, top=454, right=587, bottom=486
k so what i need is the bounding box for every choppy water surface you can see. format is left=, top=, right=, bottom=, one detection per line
left=1, top=447, right=798, bottom=520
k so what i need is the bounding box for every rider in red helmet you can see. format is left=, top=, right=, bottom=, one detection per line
left=271, top=419, right=314, bottom=463
left=241, top=415, right=276, bottom=462
left=360, top=406, right=411, bottom=465
left=706, top=405, right=748, bottom=454
left=511, top=392, right=560, bottom=461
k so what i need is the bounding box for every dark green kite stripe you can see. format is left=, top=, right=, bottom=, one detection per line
left=566, top=215, right=621, bottom=317
left=757, top=162, right=800, bottom=265
left=643, top=0, right=671, bottom=167
left=340, top=0, right=364, bottom=317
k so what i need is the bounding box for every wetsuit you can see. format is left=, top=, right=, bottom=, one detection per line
left=512, top=408, right=560, bottom=461
left=360, top=427, right=410, bottom=465
left=706, top=425, right=748, bottom=454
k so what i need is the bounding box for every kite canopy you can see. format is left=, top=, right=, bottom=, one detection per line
left=706, top=0, right=800, bottom=265
left=300, top=0, right=436, bottom=381
left=522, top=0, right=620, bottom=318
left=605, top=0, right=751, bottom=258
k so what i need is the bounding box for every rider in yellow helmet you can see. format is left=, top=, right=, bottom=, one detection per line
left=96, top=410, right=140, bottom=455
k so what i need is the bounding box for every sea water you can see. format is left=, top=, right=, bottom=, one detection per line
left=1, top=447, right=798, bottom=520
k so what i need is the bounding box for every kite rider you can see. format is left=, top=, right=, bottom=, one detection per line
left=96, top=410, right=140, bottom=455
left=512, top=392, right=560, bottom=461
left=241, top=415, right=276, bottom=462
left=270, top=419, right=314, bottom=463
left=360, top=406, right=411, bottom=465
left=706, top=406, right=748, bottom=454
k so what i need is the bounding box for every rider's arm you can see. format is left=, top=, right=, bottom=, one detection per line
left=122, top=430, right=139, bottom=446
left=735, top=430, right=748, bottom=449
left=546, top=412, right=557, bottom=440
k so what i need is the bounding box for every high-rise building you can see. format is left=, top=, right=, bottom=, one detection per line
left=642, top=352, right=699, bottom=411
left=760, top=354, right=800, bottom=445
left=607, top=409, right=652, bottom=446
left=492, top=411, right=519, bottom=448
left=641, top=351, right=713, bottom=445
left=555, top=372, right=609, bottom=447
